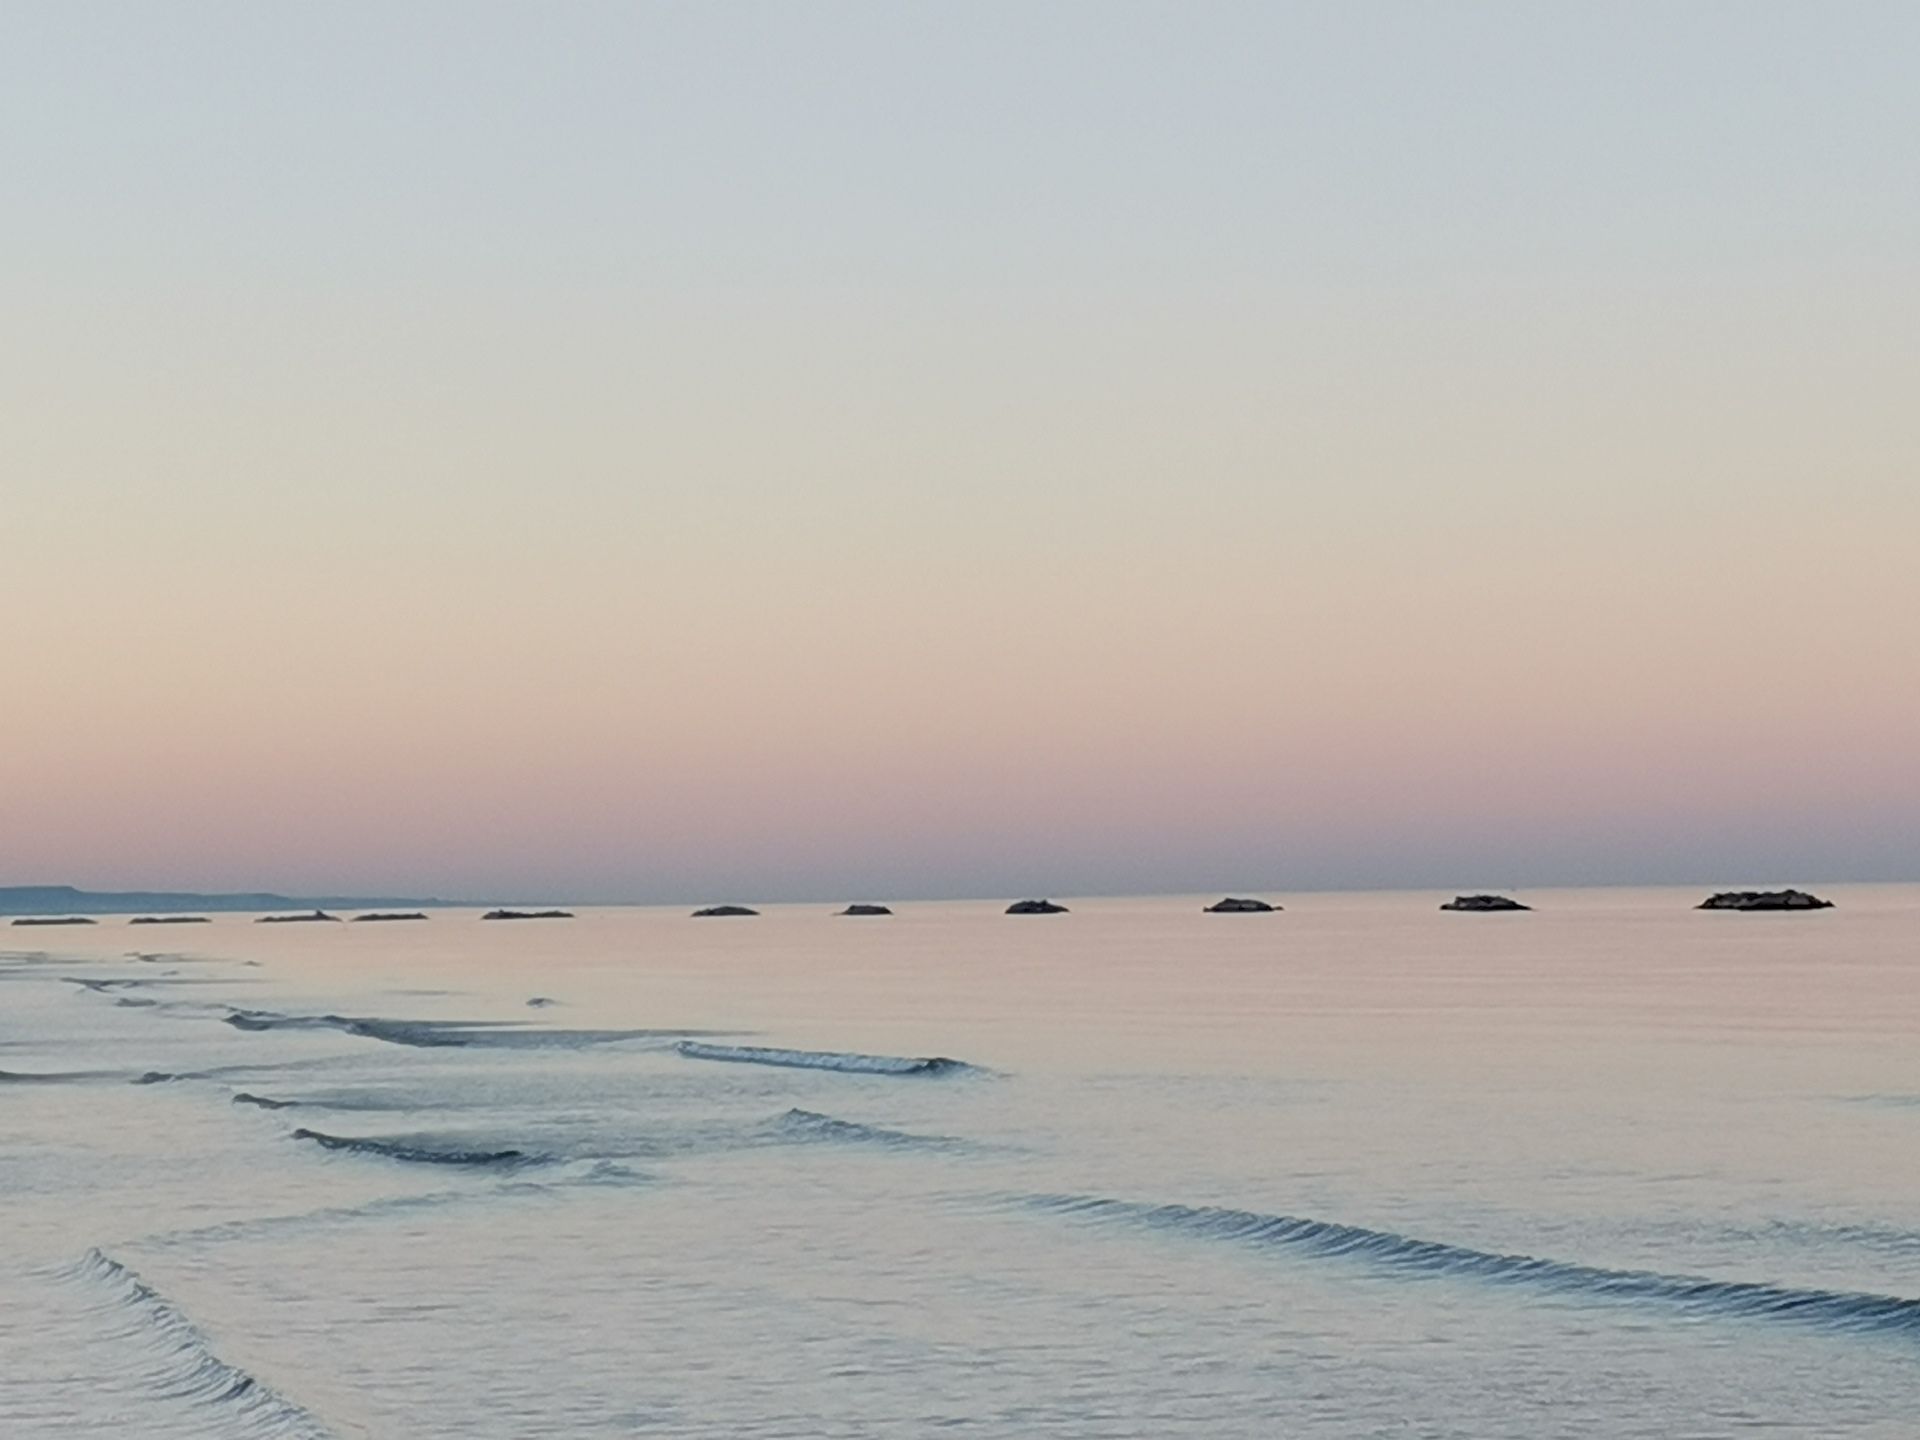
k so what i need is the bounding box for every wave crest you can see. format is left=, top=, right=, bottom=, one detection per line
left=290, top=1127, right=544, bottom=1168
left=1025, top=1194, right=1920, bottom=1336
left=66, top=1249, right=334, bottom=1437
left=226, top=1008, right=711, bottom=1050
left=676, top=1041, right=975, bottom=1076
left=771, top=1108, right=963, bottom=1149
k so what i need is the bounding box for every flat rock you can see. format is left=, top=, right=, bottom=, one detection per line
left=1440, top=895, right=1531, bottom=912
left=1006, top=899, right=1069, bottom=915
left=11, top=916, right=97, bottom=926
left=1204, top=897, right=1279, bottom=913
left=1698, top=889, right=1833, bottom=911
left=692, top=905, right=758, bottom=918
left=352, top=912, right=429, bottom=922
left=482, top=909, right=574, bottom=920
left=255, top=910, right=341, bottom=923
left=836, top=904, right=893, bottom=916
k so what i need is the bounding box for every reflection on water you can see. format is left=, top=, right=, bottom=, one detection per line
left=4, top=887, right=1919, bottom=1437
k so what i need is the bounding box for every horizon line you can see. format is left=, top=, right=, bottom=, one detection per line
left=5, top=875, right=1914, bottom=917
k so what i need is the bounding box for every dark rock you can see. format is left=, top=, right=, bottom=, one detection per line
left=1204, top=897, right=1279, bottom=913
left=525, top=996, right=558, bottom=1008
left=1698, top=889, right=1834, bottom=912
left=1440, top=895, right=1531, bottom=912
left=836, top=904, right=893, bottom=916
left=128, top=916, right=210, bottom=925
left=481, top=909, right=574, bottom=921
left=692, top=905, right=758, bottom=917
left=1006, top=899, right=1069, bottom=915
left=255, top=910, right=341, bottom=923
left=11, top=916, right=97, bottom=926
left=352, top=912, right=429, bottom=922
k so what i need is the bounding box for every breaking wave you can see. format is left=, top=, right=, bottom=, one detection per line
left=289, top=1127, right=546, bottom=1168
left=225, top=1008, right=714, bottom=1050
left=1025, top=1194, right=1920, bottom=1336
left=224, top=1011, right=467, bottom=1046
left=675, top=1041, right=977, bottom=1076
left=65, top=1248, right=333, bottom=1437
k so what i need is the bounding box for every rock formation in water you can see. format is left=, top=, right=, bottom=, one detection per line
left=691, top=905, right=758, bottom=917
left=481, top=909, right=574, bottom=920
left=11, top=916, right=98, bottom=926
left=255, top=910, right=341, bottom=923
left=128, top=916, right=210, bottom=925
left=351, top=912, right=429, bottom=922
left=1204, top=897, right=1279, bottom=913
left=1697, top=889, right=1833, bottom=911
left=836, top=904, right=893, bottom=916
left=1006, top=899, right=1069, bottom=915
left=1440, top=895, right=1531, bottom=912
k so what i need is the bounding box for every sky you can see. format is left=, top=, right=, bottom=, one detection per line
left=2, top=2, right=1916, bottom=902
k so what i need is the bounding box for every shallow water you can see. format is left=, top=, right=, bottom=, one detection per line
left=4, top=886, right=1918, bottom=1437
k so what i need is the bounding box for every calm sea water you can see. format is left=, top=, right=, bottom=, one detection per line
left=4, top=887, right=1918, bottom=1438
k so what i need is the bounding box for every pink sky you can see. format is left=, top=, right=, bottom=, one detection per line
left=4, top=8, right=1915, bottom=900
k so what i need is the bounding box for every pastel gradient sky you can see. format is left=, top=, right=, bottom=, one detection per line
left=3, top=3, right=1916, bottom=901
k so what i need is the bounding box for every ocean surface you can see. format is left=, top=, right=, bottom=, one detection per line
left=4, top=886, right=1918, bottom=1438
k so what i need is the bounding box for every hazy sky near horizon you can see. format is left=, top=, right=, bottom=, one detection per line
left=3, top=2, right=1917, bottom=901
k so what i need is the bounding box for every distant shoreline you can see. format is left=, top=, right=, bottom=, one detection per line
left=3, top=880, right=1909, bottom=920
left=0, top=885, right=462, bottom=917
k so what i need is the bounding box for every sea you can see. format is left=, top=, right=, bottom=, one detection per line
left=3, top=886, right=1917, bottom=1438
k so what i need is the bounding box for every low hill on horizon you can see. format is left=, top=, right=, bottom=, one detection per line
left=0, top=884, right=460, bottom=916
